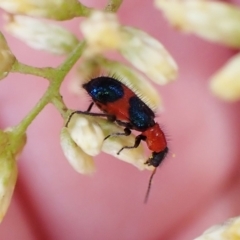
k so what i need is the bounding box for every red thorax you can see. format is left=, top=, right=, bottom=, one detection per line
left=142, top=123, right=167, bottom=152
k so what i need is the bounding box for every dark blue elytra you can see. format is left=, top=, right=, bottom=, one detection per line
left=128, top=96, right=155, bottom=131
left=83, top=77, right=124, bottom=103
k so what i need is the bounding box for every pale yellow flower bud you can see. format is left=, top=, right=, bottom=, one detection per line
left=0, top=129, right=26, bottom=222
left=66, top=114, right=105, bottom=156
left=156, top=0, right=240, bottom=48
left=0, top=153, right=17, bottom=222
left=210, top=53, right=240, bottom=101
left=120, top=27, right=178, bottom=85
left=194, top=216, right=240, bottom=240
left=0, top=32, right=16, bottom=80
left=5, top=15, right=79, bottom=55
left=60, top=128, right=95, bottom=175
left=80, top=10, right=123, bottom=56
left=0, top=0, right=87, bottom=20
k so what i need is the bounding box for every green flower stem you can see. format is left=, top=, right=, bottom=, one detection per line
left=11, top=61, right=56, bottom=81
left=13, top=41, right=87, bottom=136
left=57, top=41, right=86, bottom=80
left=13, top=90, right=51, bottom=137
left=51, top=95, right=70, bottom=118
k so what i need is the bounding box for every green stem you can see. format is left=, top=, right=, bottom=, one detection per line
left=14, top=41, right=87, bottom=136
left=14, top=90, right=51, bottom=136
left=51, top=95, right=69, bottom=118
left=11, top=61, right=56, bottom=80
left=57, top=41, right=86, bottom=80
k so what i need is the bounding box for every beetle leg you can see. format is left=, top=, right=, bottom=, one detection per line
left=104, top=128, right=131, bottom=140
left=117, top=134, right=146, bottom=155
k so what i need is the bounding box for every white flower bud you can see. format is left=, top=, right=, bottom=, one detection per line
left=0, top=129, right=26, bottom=222
left=120, top=27, right=178, bottom=85
left=60, top=128, right=95, bottom=175
left=80, top=10, right=123, bottom=56
left=210, top=53, right=240, bottom=101
left=5, top=15, right=79, bottom=55
left=0, top=32, right=15, bottom=80
left=66, top=114, right=105, bottom=156
left=0, top=0, right=86, bottom=20
left=156, top=0, right=240, bottom=48
left=194, top=216, right=240, bottom=240
left=97, top=118, right=152, bottom=171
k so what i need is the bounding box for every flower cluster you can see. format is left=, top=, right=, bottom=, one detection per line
left=156, top=0, right=240, bottom=101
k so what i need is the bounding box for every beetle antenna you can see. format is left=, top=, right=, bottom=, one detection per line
left=144, top=168, right=157, bottom=204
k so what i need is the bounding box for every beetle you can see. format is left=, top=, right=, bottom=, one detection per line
left=67, top=76, right=168, bottom=202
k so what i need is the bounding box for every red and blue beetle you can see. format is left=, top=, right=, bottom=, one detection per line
left=67, top=76, right=168, bottom=202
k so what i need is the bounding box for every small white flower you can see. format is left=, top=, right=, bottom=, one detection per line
left=0, top=32, right=15, bottom=80
left=0, top=0, right=85, bottom=20
left=60, top=128, right=96, bottom=175
left=194, top=216, right=240, bottom=240
left=156, top=0, right=240, bottom=48
left=5, top=15, right=79, bottom=55
left=210, top=53, right=240, bottom=101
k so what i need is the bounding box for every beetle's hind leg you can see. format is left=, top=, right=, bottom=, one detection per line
left=117, top=134, right=146, bottom=155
